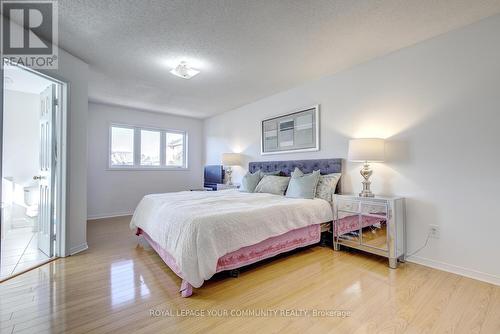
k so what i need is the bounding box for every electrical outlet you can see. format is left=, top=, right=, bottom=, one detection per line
left=429, top=224, right=440, bottom=239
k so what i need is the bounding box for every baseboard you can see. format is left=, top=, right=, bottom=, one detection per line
left=87, top=211, right=134, bottom=220
left=407, top=255, right=500, bottom=286
left=70, top=242, right=88, bottom=255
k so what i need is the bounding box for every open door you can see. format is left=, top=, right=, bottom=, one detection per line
left=36, top=84, right=56, bottom=257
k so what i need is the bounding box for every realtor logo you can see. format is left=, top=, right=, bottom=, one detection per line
left=1, top=0, right=58, bottom=69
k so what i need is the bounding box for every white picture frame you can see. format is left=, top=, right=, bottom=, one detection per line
left=260, top=105, right=320, bottom=155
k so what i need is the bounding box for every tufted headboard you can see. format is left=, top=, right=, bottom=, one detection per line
left=248, top=159, right=344, bottom=194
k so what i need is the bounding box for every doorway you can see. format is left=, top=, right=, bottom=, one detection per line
left=0, top=63, right=67, bottom=280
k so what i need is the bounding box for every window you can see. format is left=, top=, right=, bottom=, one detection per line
left=110, top=126, right=134, bottom=166
left=166, top=132, right=184, bottom=167
left=140, top=130, right=160, bottom=166
left=109, top=125, right=187, bottom=169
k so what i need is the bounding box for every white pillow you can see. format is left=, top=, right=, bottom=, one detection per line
left=254, top=175, right=291, bottom=195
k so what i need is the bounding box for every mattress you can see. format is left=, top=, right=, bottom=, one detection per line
left=130, top=189, right=332, bottom=287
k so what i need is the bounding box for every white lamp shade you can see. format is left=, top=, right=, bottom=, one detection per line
left=221, top=153, right=242, bottom=166
left=348, top=138, right=385, bottom=162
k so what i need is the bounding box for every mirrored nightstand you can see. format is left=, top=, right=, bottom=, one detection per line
left=333, top=194, right=406, bottom=268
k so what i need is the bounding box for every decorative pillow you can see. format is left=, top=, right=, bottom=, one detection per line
left=315, top=173, right=341, bottom=202
left=239, top=171, right=263, bottom=193
left=291, top=167, right=305, bottom=178
left=254, top=175, right=291, bottom=195
left=286, top=168, right=321, bottom=199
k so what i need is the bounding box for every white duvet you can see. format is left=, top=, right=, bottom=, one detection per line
left=130, top=189, right=333, bottom=288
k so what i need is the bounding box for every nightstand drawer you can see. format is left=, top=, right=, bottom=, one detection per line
left=337, top=199, right=360, bottom=213
left=360, top=202, right=388, bottom=217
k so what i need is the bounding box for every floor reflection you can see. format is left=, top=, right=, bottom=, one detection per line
left=110, top=259, right=150, bottom=307
left=344, top=280, right=362, bottom=296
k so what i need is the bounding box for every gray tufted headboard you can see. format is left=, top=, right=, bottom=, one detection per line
left=248, top=158, right=344, bottom=194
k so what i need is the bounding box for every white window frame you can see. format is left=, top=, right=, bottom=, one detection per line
left=108, top=123, right=188, bottom=170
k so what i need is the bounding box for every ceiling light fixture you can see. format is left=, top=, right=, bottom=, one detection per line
left=170, top=61, right=200, bottom=79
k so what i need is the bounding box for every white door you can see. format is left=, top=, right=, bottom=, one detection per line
left=36, top=84, right=56, bottom=257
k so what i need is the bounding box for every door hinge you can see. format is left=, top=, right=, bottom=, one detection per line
left=54, top=98, right=59, bottom=106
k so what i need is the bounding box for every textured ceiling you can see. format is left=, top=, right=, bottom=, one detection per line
left=56, top=0, right=500, bottom=118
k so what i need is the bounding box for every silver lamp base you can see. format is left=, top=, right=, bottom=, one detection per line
left=225, top=166, right=233, bottom=185
left=359, top=162, right=375, bottom=197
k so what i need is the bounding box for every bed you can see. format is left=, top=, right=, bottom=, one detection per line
left=131, top=159, right=343, bottom=297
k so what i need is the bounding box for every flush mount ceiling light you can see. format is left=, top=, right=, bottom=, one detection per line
left=170, top=61, right=200, bottom=79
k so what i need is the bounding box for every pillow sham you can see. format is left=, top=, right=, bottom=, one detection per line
left=290, top=167, right=305, bottom=178
left=286, top=168, right=321, bottom=199
left=239, top=170, right=263, bottom=193
left=254, top=175, right=291, bottom=195
left=315, top=173, right=342, bottom=202
left=290, top=168, right=341, bottom=201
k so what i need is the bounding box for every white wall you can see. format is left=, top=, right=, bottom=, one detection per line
left=2, top=90, right=40, bottom=187
left=204, top=15, right=500, bottom=284
left=87, top=103, right=204, bottom=219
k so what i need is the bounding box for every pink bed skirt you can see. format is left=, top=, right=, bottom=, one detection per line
left=137, top=224, right=321, bottom=297
left=216, top=224, right=320, bottom=271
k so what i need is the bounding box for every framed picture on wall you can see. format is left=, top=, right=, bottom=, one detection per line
left=261, top=105, right=319, bottom=155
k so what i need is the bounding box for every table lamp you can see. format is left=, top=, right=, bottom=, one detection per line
left=221, top=153, right=242, bottom=185
left=348, top=138, right=385, bottom=197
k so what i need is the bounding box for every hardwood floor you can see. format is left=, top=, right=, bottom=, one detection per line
left=1, top=216, right=499, bottom=334
left=1, top=227, right=51, bottom=280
